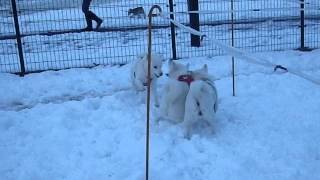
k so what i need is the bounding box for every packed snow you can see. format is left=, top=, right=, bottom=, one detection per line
left=1, top=1, right=320, bottom=179
left=1, top=0, right=319, bottom=73
left=1, top=49, right=320, bottom=180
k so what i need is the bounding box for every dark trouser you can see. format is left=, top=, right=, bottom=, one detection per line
left=82, top=0, right=101, bottom=28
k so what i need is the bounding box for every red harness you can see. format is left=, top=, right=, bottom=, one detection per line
left=178, top=74, right=194, bottom=86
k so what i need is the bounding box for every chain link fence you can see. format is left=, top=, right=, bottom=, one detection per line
left=0, top=0, right=319, bottom=74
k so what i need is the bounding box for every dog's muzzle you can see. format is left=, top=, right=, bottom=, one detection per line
left=155, top=72, right=163, bottom=78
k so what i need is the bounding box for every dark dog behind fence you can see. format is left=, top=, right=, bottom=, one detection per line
left=0, top=0, right=319, bottom=74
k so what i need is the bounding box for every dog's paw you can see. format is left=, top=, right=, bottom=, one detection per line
left=182, top=126, right=192, bottom=140
left=183, top=133, right=191, bottom=140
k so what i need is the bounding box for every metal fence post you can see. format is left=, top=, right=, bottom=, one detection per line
left=168, top=0, right=177, bottom=60
left=298, top=0, right=311, bottom=51
left=187, top=0, right=200, bottom=47
left=231, top=0, right=236, bottom=96
left=10, top=0, right=26, bottom=76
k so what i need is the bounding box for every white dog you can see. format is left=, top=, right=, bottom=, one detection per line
left=183, top=64, right=218, bottom=139
left=159, top=60, right=191, bottom=123
left=130, top=53, right=163, bottom=107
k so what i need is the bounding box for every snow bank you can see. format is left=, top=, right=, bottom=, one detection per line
left=0, top=50, right=320, bottom=180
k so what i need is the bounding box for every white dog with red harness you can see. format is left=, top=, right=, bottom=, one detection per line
left=183, top=64, right=218, bottom=139
left=130, top=53, right=164, bottom=107
left=159, top=60, right=192, bottom=123
left=159, top=61, right=218, bottom=139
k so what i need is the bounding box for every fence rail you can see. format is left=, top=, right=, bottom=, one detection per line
left=0, top=0, right=319, bottom=74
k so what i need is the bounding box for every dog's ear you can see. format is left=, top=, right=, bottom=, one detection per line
left=168, top=60, right=175, bottom=69
left=137, top=53, right=145, bottom=60
left=203, top=64, right=208, bottom=73
left=199, top=64, right=208, bottom=74
left=160, top=54, right=165, bottom=61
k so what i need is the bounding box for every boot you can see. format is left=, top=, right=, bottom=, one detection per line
left=84, top=16, right=93, bottom=31
left=96, top=18, right=103, bottom=30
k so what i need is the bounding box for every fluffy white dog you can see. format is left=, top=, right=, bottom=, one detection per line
left=130, top=53, right=163, bottom=107
left=159, top=60, right=191, bottom=123
left=183, top=64, right=218, bottom=138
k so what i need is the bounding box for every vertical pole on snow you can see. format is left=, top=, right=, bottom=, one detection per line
left=188, top=0, right=201, bottom=47
left=231, top=0, right=236, bottom=96
left=10, top=0, right=26, bottom=76
left=168, top=0, right=177, bottom=59
left=298, top=0, right=311, bottom=51
left=146, top=6, right=162, bottom=180
left=300, top=0, right=306, bottom=50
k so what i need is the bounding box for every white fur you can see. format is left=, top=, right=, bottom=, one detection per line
left=130, top=53, right=163, bottom=107
left=159, top=61, right=190, bottom=123
left=183, top=64, right=218, bottom=139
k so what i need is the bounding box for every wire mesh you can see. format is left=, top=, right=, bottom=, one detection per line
left=174, top=0, right=320, bottom=59
left=0, top=0, right=319, bottom=73
left=0, top=0, right=21, bottom=73
left=1, top=0, right=171, bottom=73
left=305, top=0, right=320, bottom=49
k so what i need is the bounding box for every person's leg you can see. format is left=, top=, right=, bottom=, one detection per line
left=82, top=0, right=102, bottom=30
left=86, top=10, right=103, bottom=28
left=82, top=0, right=93, bottom=30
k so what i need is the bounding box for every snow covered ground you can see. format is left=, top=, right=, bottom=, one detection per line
left=0, top=0, right=319, bottom=73
left=1, top=49, right=320, bottom=180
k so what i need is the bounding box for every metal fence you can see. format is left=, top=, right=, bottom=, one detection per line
left=0, top=0, right=319, bottom=74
